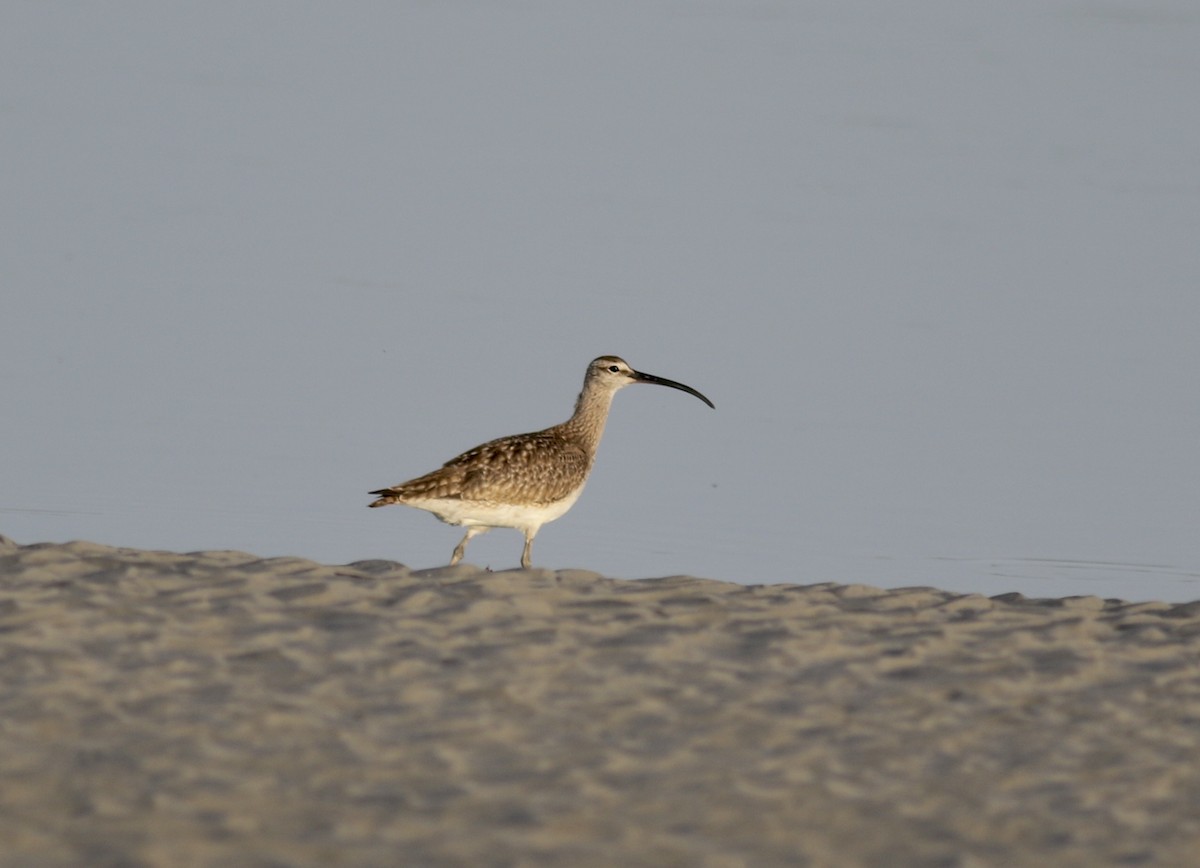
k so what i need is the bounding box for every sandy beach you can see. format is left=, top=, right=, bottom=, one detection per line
left=2, top=535, right=1199, bottom=867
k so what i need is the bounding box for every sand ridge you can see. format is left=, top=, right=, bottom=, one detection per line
left=1, top=535, right=1199, bottom=866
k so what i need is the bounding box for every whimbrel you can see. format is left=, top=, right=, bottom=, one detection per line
left=368, top=356, right=714, bottom=568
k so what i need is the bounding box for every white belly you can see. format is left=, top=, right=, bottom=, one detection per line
left=403, top=484, right=586, bottom=533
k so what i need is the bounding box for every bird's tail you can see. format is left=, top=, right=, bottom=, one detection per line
left=368, top=489, right=401, bottom=508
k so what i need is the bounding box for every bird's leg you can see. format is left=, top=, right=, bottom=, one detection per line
left=450, top=526, right=488, bottom=565
left=521, top=529, right=537, bottom=569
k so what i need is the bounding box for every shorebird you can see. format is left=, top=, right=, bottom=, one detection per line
left=368, top=356, right=714, bottom=568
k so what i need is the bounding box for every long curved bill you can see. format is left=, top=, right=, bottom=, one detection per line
left=631, top=370, right=715, bottom=409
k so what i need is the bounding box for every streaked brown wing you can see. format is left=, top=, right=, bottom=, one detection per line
left=453, top=433, right=590, bottom=504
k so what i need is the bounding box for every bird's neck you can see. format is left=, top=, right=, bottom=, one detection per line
left=558, top=385, right=616, bottom=456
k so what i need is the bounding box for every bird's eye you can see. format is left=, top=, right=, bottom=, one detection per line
left=608, top=365, right=620, bottom=373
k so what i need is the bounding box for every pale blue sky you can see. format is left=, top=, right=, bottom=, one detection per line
left=3, top=1, right=1198, bottom=600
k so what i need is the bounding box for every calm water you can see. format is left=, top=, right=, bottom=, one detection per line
left=3, top=2, right=1199, bottom=601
